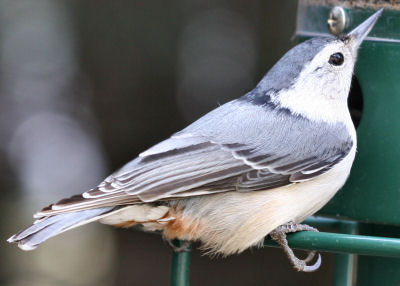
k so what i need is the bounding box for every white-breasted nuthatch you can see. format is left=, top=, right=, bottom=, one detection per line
left=8, top=9, right=383, bottom=272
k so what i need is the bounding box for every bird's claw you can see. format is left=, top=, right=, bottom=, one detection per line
left=269, top=221, right=321, bottom=272
left=293, top=252, right=322, bottom=272
left=167, top=239, right=191, bottom=252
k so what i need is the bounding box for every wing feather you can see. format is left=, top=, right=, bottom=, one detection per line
left=38, top=99, right=354, bottom=217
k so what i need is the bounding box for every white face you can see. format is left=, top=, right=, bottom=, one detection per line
left=274, top=39, right=357, bottom=126
left=303, top=39, right=356, bottom=100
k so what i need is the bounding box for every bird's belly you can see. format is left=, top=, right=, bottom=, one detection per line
left=100, top=146, right=356, bottom=256
left=164, top=146, right=356, bottom=255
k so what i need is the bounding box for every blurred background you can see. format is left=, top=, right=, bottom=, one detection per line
left=0, top=1, right=335, bottom=285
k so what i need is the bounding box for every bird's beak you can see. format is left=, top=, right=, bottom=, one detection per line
left=347, top=8, right=383, bottom=54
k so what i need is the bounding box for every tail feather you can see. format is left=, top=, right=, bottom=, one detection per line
left=8, top=207, right=114, bottom=251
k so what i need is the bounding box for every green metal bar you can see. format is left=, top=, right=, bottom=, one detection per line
left=304, top=216, right=357, bottom=229
left=334, top=222, right=358, bottom=286
left=170, top=240, right=191, bottom=286
left=264, top=231, right=400, bottom=258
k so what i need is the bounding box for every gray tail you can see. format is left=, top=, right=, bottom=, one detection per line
left=7, top=207, right=114, bottom=251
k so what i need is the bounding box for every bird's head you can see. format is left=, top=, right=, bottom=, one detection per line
left=250, top=9, right=382, bottom=122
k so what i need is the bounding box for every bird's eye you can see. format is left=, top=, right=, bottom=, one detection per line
left=328, top=52, right=344, bottom=66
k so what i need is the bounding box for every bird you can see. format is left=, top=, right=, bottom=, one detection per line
left=8, top=9, right=382, bottom=272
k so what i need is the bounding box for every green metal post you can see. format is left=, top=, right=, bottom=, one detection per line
left=334, top=222, right=358, bottom=286
left=170, top=240, right=191, bottom=286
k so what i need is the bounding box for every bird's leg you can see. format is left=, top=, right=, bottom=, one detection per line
left=167, top=239, right=191, bottom=252
left=269, top=221, right=321, bottom=272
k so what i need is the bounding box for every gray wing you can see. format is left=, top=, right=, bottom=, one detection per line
left=40, top=99, right=353, bottom=215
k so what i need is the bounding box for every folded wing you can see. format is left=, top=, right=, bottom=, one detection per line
left=37, top=99, right=353, bottom=217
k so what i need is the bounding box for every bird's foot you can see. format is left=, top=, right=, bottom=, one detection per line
left=269, top=221, right=321, bottom=272
left=167, top=239, right=191, bottom=252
